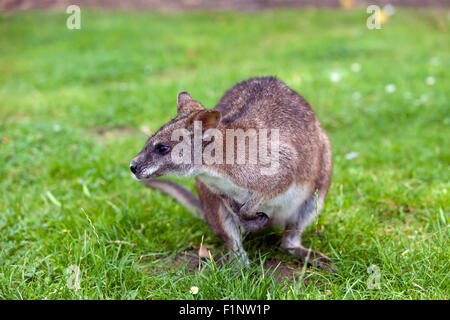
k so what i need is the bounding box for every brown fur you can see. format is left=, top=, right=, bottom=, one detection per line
left=131, top=77, right=334, bottom=271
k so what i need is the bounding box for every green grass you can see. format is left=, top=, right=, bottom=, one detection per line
left=0, top=8, right=449, bottom=299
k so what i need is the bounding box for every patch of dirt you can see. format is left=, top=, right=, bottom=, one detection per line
left=148, top=247, right=308, bottom=283
left=262, top=258, right=307, bottom=282
left=1, top=0, right=448, bottom=13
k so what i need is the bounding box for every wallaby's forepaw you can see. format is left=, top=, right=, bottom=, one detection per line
left=239, top=212, right=270, bottom=232
left=238, top=196, right=264, bottom=221
left=238, top=209, right=255, bottom=221
left=285, top=247, right=337, bottom=273
left=256, top=211, right=269, bottom=221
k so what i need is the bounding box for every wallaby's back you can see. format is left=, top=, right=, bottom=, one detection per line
left=208, top=77, right=331, bottom=199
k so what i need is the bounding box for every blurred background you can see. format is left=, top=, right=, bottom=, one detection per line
left=0, top=0, right=449, bottom=12
left=0, top=0, right=448, bottom=299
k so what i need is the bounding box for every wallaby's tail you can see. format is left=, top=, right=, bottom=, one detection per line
left=140, top=179, right=204, bottom=218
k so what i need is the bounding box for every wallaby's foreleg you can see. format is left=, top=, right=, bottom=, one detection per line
left=280, top=193, right=336, bottom=272
left=195, top=179, right=250, bottom=266
left=239, top=213, right=270, bottom=232
left=224, top=197, right=270, bottom=232
left=238, top=193, right=269, bottom=223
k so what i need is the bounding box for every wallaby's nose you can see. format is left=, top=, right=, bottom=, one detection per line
left=130, top=163, right=138, bottom=174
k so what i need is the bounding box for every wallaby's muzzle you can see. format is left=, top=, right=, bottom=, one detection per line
left=129, top=154, right=153, bottom=180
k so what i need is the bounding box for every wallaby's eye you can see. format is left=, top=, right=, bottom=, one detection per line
left=155, top=144, right=171, bottom=155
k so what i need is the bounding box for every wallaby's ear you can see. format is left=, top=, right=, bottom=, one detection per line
left=190, top=110, right=221, bottom=130
left=177, top=92, right=192, bottom=107
left=177, top=92, right=204, bottom=115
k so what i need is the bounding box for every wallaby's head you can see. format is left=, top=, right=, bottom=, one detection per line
left=130, top=92, right=221, bottom=180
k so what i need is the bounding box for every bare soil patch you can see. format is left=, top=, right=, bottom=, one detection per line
left=147, top=247, right=308, bottom=283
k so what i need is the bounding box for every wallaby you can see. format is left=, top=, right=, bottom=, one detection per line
left=130, top=77, right=334, bottom=271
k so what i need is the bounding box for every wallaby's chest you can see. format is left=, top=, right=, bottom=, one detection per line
left=198, top=172, right=309, bottom=226
left=198, top=173, right=250, bottom=204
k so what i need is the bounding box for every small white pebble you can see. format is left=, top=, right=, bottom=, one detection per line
left=345, top=152, right=359, bottom=160
left=385, top=84, right=396, bottom=93
left=426, top=76, right=435, bottom=86
left=329, top=72, right=341, bottom=83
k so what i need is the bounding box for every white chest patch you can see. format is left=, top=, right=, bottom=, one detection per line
left=198, top=172, right=250, bottom=203
left=198, top=171, right=310, bottom=227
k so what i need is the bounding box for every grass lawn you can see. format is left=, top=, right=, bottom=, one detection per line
left=0, top=8, right=448, bottom=299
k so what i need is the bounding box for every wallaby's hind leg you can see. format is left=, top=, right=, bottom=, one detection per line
left=281, top=193, right=336, bottom=272
left=195, top=179, right=249, bottom=266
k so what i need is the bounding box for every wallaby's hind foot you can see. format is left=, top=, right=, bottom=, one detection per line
left=284, top=246, right=336, bottom=273
left=281, top=192, right=336, bottom=273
